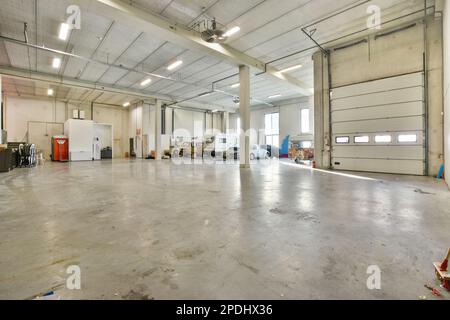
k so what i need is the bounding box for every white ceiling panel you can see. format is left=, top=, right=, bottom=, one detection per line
left=189, top=0, right=265, bottom=28
left=0, top=0, right=36, bottom=40
left=113, top=70, right=147, bottom=88
left=0, top=0, right=432, bottom=110
left=0, top=40, right=11, bottom=66
left=140, top=42, right=187, bottom=74
left=161, top=0, right=219, bottom=26
left=97, top=67, right=130, bottom=85
left=4, top=42, right=36, bottom=70
left=126, top=0, right=174, bottom=16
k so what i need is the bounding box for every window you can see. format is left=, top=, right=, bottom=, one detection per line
left=301, top=141, right=313, bottom=148
left=398, top=134, right=417, bottom=143
left=301, top=109, right=310, bottom=133
left=265, top=113, right=280, bottom=147
left=375, top=135, right=392, bottom=143
left=236, top=118, right=241, bottom=132
left=354, top=136, right=370, bottom=143
left=336, top=136, right=350, bottom=144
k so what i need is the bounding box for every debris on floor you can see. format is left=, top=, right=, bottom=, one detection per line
left=414, top=188, right=435, bottom=195
left=433, top=249, right=450, bottom=291
left=33, top=291, right=61, bottom=300
left=418, top=295, right=427, bottom=300
left=424, top=285, right=442, bottom=297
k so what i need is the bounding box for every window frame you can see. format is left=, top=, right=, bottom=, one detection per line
left=354, top=135, right=370, bottom=144
left=265, top=112, right=280, bottom=147
left=397, top=134, right=418, bottom=143
left=375, top=135, right=392, bottom=143
left=301, top=108, right=310, bottom=134
left=335, top=136, right=350, bottom=144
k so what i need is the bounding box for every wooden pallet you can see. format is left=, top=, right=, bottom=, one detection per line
left=434, top=262, right=450, bottom=290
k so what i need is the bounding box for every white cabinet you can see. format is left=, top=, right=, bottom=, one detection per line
left=64, top=119, right=94, bottom=161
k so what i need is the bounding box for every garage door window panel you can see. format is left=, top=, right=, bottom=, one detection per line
left=375, top=135, right=392, bottom=143
left=336, top=136, right=350, bottom=144
left=354, top=136, right=370, bottom=143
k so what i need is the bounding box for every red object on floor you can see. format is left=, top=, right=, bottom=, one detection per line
left=440, top=249, right=450, bottom=272
left=52, top=136, right=69, bottom=162
left=444, top=280, right=450, bottom=290
left=441, top=259, right=449, bottom=272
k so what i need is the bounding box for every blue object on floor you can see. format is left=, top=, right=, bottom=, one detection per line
left=281, top=135, right=289, bottom=157
left=437, top=164, right=444, bottom=179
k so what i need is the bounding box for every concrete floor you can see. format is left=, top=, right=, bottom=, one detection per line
left=0, top=159, right=449, bottom=300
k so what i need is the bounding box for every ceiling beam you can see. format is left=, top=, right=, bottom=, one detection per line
left=0, top=66, right=159, bottom=103
left=95, top=0, right=311, bottom=96
left=3, top=92, right=127, bottom=109
left=0, top=66, right=237, bottom=112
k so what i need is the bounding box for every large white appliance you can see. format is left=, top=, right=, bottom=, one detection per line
left=64, top=119, right=94, bottom=161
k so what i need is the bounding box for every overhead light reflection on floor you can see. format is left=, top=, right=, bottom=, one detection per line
left=280, top=161, right=377, bottom=181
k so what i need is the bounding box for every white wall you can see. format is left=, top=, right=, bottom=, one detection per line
left=129, top=102, right=144, bottom=158
left=5, top=94, right=313, bottom=160
left=314, top=18, right=444, bottom=175
left=6, top=95, right=129, bottom=159
left=5, top=96, right=67, bottom=159
left=444, top=1, right=450, bottom=186
left=129, top=103, right=227, bottom=158
left=0, top=76, right=3, bottom=130
left=230, top=97, right=313, bottom=148
left=93, top=105, right=129, bottom=159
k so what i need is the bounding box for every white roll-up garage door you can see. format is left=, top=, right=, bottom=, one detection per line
left=330, top=72, right=425, bottom=175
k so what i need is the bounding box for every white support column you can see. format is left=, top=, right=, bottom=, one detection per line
left=239, top=65, right=251, bottom=168
left=313, top=51, right=331, bottom=169
left=155, top=99, right=162, bottom=160
left=0, top=74, right=3, bottom=131
left=223, top=111, right=230, bottom=134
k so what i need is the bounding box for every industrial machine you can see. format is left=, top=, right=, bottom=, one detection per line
left=51, top=136, right=69, bottom=162
left=0, top=130, right=7, bottom=145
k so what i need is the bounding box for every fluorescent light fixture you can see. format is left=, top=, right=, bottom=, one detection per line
left=47, top=88, right=54, bottom=96
left=268, top=94, right=282, bottom=99
left=167, top=60, right=183, bottom=71
left=58, top=23, right=70, bottom=41
left=123, top=102, right=130, bottom=107
left=230, top=83, right=240, bottom=88
left=211, top=109, right=219, bottom=113
left=52, top=57, right=61, bottom=69
left=140, top=78, right=152, bottom=86
left=279, top=64, right=303, bottom=73
left=223, top=26, right=240, bottom=37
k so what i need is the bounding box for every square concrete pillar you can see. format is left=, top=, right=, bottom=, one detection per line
left=223, top=111, right=230, bottom=134
left=0, top=75, right=3, bottom=130
left=155, top=100, right=162, bottom=160
left=313, top=51, right=331, bottom=169
left=239, top=65, right=251, bottom=168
